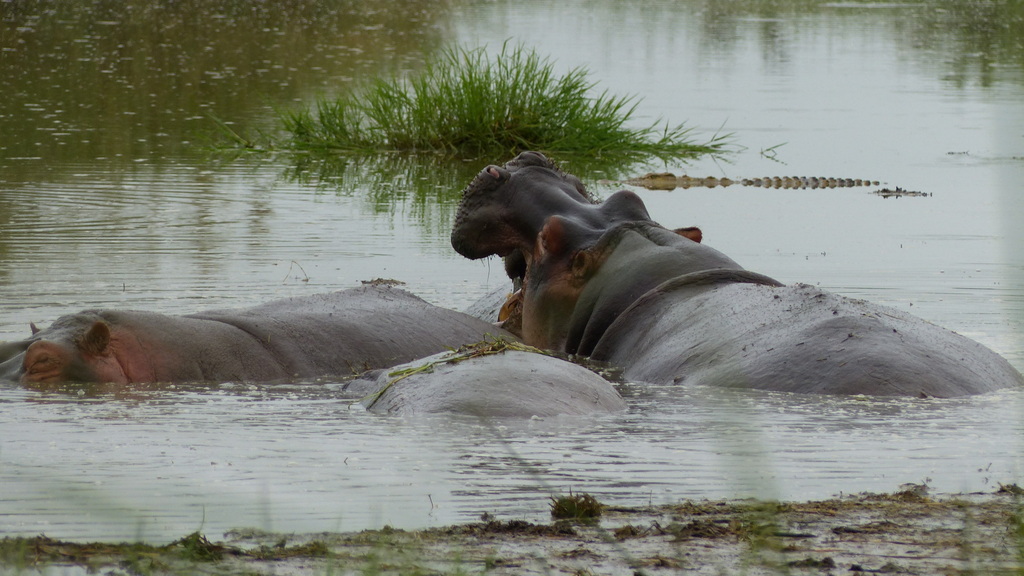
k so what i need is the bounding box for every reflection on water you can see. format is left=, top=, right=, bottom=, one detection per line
left=285, top=154, right=478, bottom=233
left=0, top=0, right=455, bottom=164
left=0, top=160, right=502, bottom=333
left=281, top=153, right=656, bottom=230
left=2, top=0, right=1024, bottom=543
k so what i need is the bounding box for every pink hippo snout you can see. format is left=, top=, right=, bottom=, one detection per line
left=21, top=322, right=128, bottom=385
left=20, top=340, right=69, bottom=384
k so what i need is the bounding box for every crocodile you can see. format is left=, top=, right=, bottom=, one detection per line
left=872, top=187, right=932, bottom=198
left=621, top=172, right=881, bottom=191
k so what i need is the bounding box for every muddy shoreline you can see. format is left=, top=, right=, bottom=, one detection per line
left=4, top=487, right=1022, bottom=575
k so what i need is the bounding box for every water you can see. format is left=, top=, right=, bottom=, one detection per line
left=2, top=0, right=1023, bottom=542
left=3, top=382, right=1021, bottom=542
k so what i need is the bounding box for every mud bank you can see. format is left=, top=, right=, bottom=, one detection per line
left=3, top=487, right=1023, bottom=575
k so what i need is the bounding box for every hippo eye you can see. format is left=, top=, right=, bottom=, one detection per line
left=462, top=165, right=511, bottom=199
left=27, top=354, right=50, bottom=374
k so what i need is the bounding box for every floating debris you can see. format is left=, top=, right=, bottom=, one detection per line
left=361, top=277, right=406, bottom=286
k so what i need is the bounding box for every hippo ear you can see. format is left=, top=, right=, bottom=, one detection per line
left=78, top=321, right=112, bottom=356
left=571, top=250, right=596, bottom=280
left=674, top=226, right=703, bottom=243
left=539, top=216, right=568, bottom=257
left=30, top=322, right=40, bottom=335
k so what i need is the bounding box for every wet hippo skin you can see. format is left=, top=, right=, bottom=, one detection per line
left=4, top=284, right=512, bottom=385
left=451, top=151, right=1024, bottom=397
left=345, top=349, right=626, bottom=417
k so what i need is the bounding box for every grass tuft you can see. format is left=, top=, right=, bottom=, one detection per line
left=279, top=42, right=727, bottom=160
left=361, top=335, right=546, bottom=410
left=551, top=491, right=604, bottom=521
left=172, top=531, right=227, bottom=562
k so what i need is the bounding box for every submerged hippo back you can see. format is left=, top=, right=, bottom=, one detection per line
left=11, top=285, right=513, bottom=385
left=593, top=280, right=1023, bottom=397
left=191, top=284, right=513, bottom=378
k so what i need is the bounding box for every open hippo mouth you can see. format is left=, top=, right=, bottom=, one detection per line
left=450, top=150, right=658, bottom=264
left=450, top=151, right=598, bottom=262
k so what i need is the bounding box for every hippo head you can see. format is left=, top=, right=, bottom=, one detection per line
left=451, top=151, right=594, bottom=261
left=518, top=215, right=604, bottom=349
left=452, top=153, right=727, bottom=354
left=521, top=217, right=742, bottom=354
left=20, top=316, right=128, bottom=385
left=495, top=223, right=705, bottom=340
left=452, top=151, right=654, bottom=286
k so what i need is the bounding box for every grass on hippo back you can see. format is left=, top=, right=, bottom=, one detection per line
left=360, top=336, right=551, bottom=410
left=360, top=336, right=627, bottom=411
left=232, top=43, right=728, bottom=161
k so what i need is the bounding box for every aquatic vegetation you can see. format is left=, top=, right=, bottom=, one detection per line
left=361, top=336, right=549, bottom=410
left=550, top=491, right=604, bottom=520
left=3, top=489, right=1024, bottom=574
left=173, top=531, right=226, bottom=562
left=278, top=43, right=728, bottom=161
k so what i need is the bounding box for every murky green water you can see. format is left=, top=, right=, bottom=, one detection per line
left=2, top=0, right=1023, bottom=542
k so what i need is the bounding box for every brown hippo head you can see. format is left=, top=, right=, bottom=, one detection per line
left=451, top=153, right=758, bottom=355
left=495, top=224, right=704, bottom=339
left=520, top=217, right=752, bottom=354
left=518, top=215, right=604, bottom=350
left=20, top=316, right=129, bottom=385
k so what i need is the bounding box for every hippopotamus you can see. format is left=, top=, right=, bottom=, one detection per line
left=450, top=151, right=1024, bottom=397
left=3, top=284, right=513, bottom=386
left=457, top=151, right=701, bottom=338
left=344, top=343, right=626, bottom=417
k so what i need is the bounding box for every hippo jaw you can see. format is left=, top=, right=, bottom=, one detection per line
left=20, top=340, right=116, bottom=384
